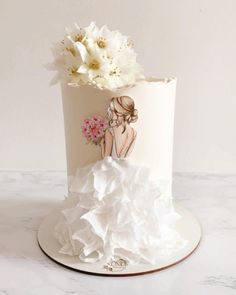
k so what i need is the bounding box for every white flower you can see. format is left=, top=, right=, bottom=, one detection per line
left=76, top=42, right=111, bottom=84
left=48, top=22, right=144, bottom=90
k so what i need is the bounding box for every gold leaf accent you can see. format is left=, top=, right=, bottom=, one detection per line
left=68, top=66, right=78, bottom=75
left=66, top=47, right=76, bottom=56
left=127, top=40, right=134, bottom=48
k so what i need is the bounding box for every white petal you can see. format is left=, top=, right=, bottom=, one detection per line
left=77, top=64, right=88, bottom=74
left=75, top=42, right=89, bottom=62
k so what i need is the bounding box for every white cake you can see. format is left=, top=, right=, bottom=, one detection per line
left=49, top=22, right=187, bottom=266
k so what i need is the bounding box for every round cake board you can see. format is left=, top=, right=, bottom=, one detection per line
left=37, top=203, right=201, bottom=277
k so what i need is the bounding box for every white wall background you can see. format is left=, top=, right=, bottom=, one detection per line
left=0, top=0, right=236, bottom=173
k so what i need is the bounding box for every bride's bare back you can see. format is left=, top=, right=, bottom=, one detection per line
left=102, top=124, right=137, bottom=158
left=101, top=96, right=138, bottom=159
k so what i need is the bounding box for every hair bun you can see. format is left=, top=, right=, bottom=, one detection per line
left=129, top=108, right=138, bottom=123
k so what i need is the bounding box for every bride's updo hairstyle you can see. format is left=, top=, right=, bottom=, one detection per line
left=108, top=96, right=138, bottom=124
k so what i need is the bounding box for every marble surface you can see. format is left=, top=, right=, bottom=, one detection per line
left=0, top=171, right=235, bottom=295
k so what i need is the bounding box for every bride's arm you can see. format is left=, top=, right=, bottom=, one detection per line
left=101, top=129, right=113, bottom=158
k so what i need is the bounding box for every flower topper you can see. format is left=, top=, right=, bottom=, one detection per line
left=81, top=115, right=108, bottom=145
left=48, top=22, right=144, bottom=90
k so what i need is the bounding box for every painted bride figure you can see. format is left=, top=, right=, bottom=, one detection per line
left=101, top=96, right=137, bottom=159
left=54, top=96, right=186, bottom=266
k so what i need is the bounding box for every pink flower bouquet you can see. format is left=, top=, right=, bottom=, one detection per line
left=81, top=115, right=108, bottom=145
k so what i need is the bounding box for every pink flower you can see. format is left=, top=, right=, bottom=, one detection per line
left=81, top=114, right=108, bottom=145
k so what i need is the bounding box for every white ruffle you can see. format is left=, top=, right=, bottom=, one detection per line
left=54, top=157, right=187, bottom=265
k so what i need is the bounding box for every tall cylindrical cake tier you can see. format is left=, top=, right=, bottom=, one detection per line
left=61, top=77, right=176, bottom=199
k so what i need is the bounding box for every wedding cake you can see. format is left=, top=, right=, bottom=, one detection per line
left=48, top=22, right=187, bottom=268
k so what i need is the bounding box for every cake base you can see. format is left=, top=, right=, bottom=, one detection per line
left=37, top=203, right=201, bottom=276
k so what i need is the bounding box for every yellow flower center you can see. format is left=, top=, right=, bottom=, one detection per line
left=74, top=34, right=83, bottom=42
left=66, top=47, right=76, bottom=56
left=89, top=59, right=100, bottom=70
left=97, top=37, right=106, bottom=48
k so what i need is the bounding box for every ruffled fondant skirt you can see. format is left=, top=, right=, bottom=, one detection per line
left=54, top=157, right=187, bottom=265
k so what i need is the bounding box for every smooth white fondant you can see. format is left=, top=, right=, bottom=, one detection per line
left=54, top=157, right=187, bottom=265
